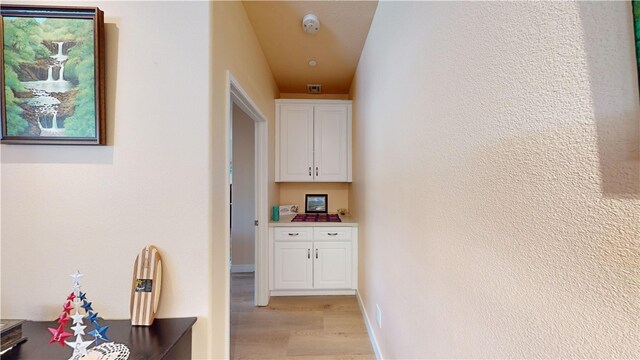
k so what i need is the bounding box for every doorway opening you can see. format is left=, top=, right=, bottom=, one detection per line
left=230, top=102, right=256, bottom=275
left=226, top=71, right=269, bottom=305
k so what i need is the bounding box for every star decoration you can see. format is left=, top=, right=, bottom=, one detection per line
left=48, top=325, right=72, bottom=347
left=88, top=324, right=110, bottom=344
left=62, top=301, right=73, bottom=315
left=78, top=292, right=87, bottom=301
left=72, top=282, right=81, bottom=293
left=57, top=312, right=71, bottom=327
left=70, top=270, right=84, bottom=284
left=87, top=312, right=99, bottom=325
left=71, top=322, right=87, bottom=336
left=71, top=310, right=85, bottom=325
left=81, top=300, right=93, bottom=312
left=65, top=334, right=93, bottom=357
left=66, top=292, right=76, bottom=302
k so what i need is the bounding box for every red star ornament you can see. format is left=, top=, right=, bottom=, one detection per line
left=48, top=325, right=73, bottom=347
left=62, top=300, right=73, bottom=315
left=66, top=292, right=76, bottom=302
left=57, top=312, right=71, bottom=327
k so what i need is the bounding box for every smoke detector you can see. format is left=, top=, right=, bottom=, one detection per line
left=302, top=14, right=320, bottom=34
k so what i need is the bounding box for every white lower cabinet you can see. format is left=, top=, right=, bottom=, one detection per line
left=274, top=241, right=313, bottom=289
left=270, top=226, right=357, bottom=295
left=313, top=241, right=352, bottom=289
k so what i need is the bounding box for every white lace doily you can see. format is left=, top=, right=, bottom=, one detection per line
left=70, top=342, right=130, bottom=360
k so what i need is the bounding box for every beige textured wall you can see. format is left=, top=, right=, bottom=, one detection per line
left=279, top=183, right=349, bottom=214
left=231, top=104, right=255, bottom=268
left=350, top=1, right=639, bottom=358
left=212, top=1, right=280, bottom=358
left=1, top=2, right=212, bottom=358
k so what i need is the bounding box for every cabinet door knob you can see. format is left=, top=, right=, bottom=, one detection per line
left=307, top=249, right=311, bottom=259
left=288, top=232, right=299, bottom=236
left=315, top=249, right=318, bottom=259
left=315, top=167, right=318, bottom=176
left=328, top=233, right=338, bottom=236
left=309, top=167, right=312, bottom=176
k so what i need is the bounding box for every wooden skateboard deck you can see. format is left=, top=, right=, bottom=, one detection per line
left=130, top=245, right=162, bottom=326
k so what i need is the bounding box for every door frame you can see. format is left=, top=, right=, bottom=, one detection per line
left=227, top=71, right=269, bottom=306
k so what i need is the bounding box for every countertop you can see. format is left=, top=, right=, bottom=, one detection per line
left=269, top=214, right=358, bottom=227
left=1, top=317, right=197, bottom=360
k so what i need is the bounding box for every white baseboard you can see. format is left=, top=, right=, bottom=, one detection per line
left=231, top=264, right=255, bottom=273
left=356, top=290, right=383, bottom=360
left=270, top=289, right=356, bottom=296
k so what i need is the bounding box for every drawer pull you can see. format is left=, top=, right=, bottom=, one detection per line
left=315, top=249, right=318, bottom=259
left=328, top=232, right=338, bottom=236
left=307, top=249, right=310, bottom=259
left=288, top=232, right=299, bottom=236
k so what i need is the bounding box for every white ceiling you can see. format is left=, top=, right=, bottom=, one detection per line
left=243, top=1, right=379, bottom=94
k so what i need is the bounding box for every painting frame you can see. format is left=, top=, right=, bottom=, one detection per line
left=633, top=0, right=640, bottom=96
left=305, top=194, right=328, bottom=214
left=0, top=5, right=105, bottom=145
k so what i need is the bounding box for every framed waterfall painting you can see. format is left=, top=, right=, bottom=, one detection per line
left=0, top=5, right=105, bottom=145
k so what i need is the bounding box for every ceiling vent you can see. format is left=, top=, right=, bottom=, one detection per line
left=307, top=84, right=322, bottom=94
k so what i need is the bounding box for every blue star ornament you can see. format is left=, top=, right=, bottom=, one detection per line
left=87, top=312, right=99, bottom=324
left=89, top=324, right=110, bottom=344
left=81, top=300, right=93, bottom=312
left=78, top=292, right=87, bottom=301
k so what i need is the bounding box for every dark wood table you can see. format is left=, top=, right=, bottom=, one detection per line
left=1, top=317, right=197, bottom=360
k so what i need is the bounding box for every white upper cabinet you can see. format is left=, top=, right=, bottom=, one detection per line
left=276, top=100, right=352, bottom=182
left=277, top=104, right=314, bottom=182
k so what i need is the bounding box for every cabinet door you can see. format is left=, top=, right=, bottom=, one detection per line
left=274, top=241, right=313, bottom=289
left=313, top=105, right=349, bottom=182
left=313, top=241, right=352, bottom=289
left=278, top=105, right=314, bottom=182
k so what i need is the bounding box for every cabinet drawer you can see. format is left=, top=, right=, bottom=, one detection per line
left=313, top=227, right=352, bottom=241
left=274, top=227, right=313, bottom=241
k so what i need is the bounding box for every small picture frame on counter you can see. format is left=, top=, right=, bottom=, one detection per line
left=305, top=194, right=328, bottom=213
left=279, top=204, right=299, bottom=215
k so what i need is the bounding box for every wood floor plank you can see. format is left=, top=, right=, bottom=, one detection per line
left=287, top=331, right=374, bottom=357
left=323, top=311, right=369, bottom=333
left=232, top=310, right=325, bottom=330
left=267, top=296, right=361, bottom=312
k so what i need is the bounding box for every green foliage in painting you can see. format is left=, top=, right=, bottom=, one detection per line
left=4, top=87, right=27, bottom=135
left=3, top=17, right=50, bottom=135
left=64, top=34, right=94, bottom=84
left=64, top=83, right=96, bottom=137
left=56, top=20, right=96, bottom=137
left=3, top=18, right=50, bottom=63
left=40, top=18, right=92, bottom=42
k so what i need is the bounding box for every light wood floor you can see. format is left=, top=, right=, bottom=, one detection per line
left=230, top=272, right=375, bottom=359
